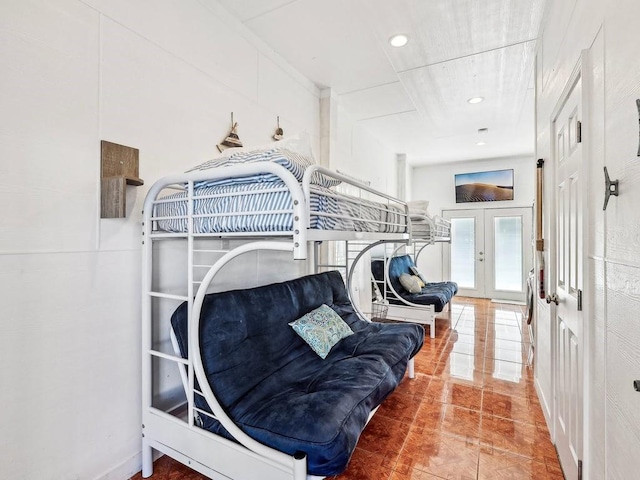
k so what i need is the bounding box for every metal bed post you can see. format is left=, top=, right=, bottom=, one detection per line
left=141, top=203, right=153, bottom=478
left=190, top=241, right=309, bottom=478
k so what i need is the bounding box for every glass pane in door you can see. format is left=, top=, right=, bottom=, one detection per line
left=494, top=216, right=523, bottom=292
left=451, top=218, right=475, bottom=289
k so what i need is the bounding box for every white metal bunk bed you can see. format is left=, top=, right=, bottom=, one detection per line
left=141, top=157, right=412, bottom=480
left=364, top=211, right=455, bottom=338
left=409, top=213, right=451, bottom=263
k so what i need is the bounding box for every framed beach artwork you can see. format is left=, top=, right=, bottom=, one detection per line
left=455, top=169, right=514, bottom=203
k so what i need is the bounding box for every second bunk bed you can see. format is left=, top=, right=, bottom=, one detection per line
left=368, top=200, right=458, bottom=338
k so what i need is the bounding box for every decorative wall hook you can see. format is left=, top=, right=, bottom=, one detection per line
left=217, top=112, right=243, bottom=153
left=273, top=116, right=284, bottom=141
left=603, top=166, right=619, bottom=211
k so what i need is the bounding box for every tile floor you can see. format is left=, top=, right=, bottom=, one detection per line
left=131, top=297, right=564, bottom=480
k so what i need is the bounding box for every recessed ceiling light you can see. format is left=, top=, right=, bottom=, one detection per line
left=476, top=141, right=486, bottom=146
left=389, top=34, right=409, bottom=47
left=467, top=97, right=484, bottom=104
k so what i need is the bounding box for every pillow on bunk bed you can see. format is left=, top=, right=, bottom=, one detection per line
left=409, top=266, right=428, bottom=284
left=289, top=304, right=354, bottom=359
left=186, top=133, right=342, bottom=189
left=399, top=273, right=422, bottom=294
left=407, top=200, right=429, bottom=217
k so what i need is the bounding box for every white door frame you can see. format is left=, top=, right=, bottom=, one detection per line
left=547, top=52, right=590, bottom=480
left=444, top=207, right=533, bottom=302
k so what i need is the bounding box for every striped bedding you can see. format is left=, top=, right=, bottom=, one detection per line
left=411, top=223, right=432, bottom=238
left=153, top=180, right=406, bottom=234
left=153, top=147, right=405, bottom=234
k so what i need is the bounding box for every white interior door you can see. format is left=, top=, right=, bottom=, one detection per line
left=551, top=73, right=583, bottom=480
left=444, top=208, right=532, bottom=301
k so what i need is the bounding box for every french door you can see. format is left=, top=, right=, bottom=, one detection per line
left=443, top=207, right=532, bottom=302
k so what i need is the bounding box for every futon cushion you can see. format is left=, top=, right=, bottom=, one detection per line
left=171, top=270, right=424, bottom=476
left=289, top=304, right=354, bottom=358
left=371, top=255, right=458, bottom=312
left=399, top=281, right=459, bottom=312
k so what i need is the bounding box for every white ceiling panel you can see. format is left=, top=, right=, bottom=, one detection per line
left=364, top=0, right=545, bottom=72
left=338, top=82, right=416, bottom=120
left=216, top=0, right=297, bottom=22
left=360, top=113, right=534, bottom=164
left=399, top=40, right=536, bottom=137
left=217, top=0, right=546, bottom=166
left=238, top=0, right=399, bottom=92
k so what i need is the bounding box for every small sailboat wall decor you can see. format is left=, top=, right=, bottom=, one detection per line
left=217, top=113, right=243, bottom=153
left=273, top=116, right=284, bottom=141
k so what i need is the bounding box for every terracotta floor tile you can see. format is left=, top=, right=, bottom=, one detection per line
left=417, top=345, right=446, bottom=360
left=447, top=341, right=485, bottom=360
left=433, top=354, right=485, bottom=387
left=480, top=415, right=558, bottom=464
left=484, top=345, right=530, bottom=365
left=395, top=426, right=479, bottom=480
left=482, top=365, right=536, bottom=398
left=416, top=344, right=444, bottom=357
left=332, top=448, right=394, bottom=480
left=450, top=332, right=485, bottom=347
left=478, top=446, right=564, bottom=479
left=489, top=325, right=523, bottom=342
left=489, top=313, right=524, bottom=325
left=395, top=373, right=432, bottom=397
left=414, top=400, right=481, bottom=442
left=389, top=469, right=445, bottom=479
left=377, top=390, right=425, bottom=425
left=484, top=337, right=527, bottom=351
left=426, top=380, right=483, bottom=412
left=438, top=404, right=481, bottom=441
left=413, top=399, right=446, bottom=431
left=166, top=463, right=209, bottom=480
left=482, top=391, right=546, bottom=425
left=414, top=359, right=440, bottom=375
left=356, top=414, right=411, bottom=459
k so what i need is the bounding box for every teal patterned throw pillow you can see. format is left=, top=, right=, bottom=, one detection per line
left=289, top=304, right=354, bottom=359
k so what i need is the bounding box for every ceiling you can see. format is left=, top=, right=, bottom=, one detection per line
left=217, top=0, right=546, bottom=166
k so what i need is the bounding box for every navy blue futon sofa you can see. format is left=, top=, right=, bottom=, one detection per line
left=371, top=255, right=458, bottom=312
left=171, top=270, right=424, bottom=477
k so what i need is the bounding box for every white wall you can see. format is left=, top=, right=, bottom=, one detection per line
left=332, top=105, right=398, bottom=195
left=0, top=1, right=319, bottom=479
left=410, top=156, right=535, bottom=281
left=535, top=1, right=640, bottom=478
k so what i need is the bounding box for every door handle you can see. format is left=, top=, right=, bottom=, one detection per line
left=478, top=258, right=484, bottom=262
left=546, top=293, right=559, bottom=305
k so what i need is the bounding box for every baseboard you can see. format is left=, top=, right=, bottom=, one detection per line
left=93, top=450, right=162, bottom=480
left=534, top=377, right=554, bottom=442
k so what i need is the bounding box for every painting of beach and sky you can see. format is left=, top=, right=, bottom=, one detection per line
left=455, top=169, right=514, bottom=203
